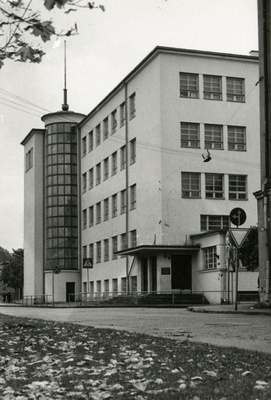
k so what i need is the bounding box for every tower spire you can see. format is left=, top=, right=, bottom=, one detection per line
left=62, top=40, right=69, bottom=111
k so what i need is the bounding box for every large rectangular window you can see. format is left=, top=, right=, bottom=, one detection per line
left=201, top=215, right=230, bottom=231
left=228, top=126, right=246, bottom=151
left=82, top=173, right=87, bottom=193
left=88, top=131, right=93, bottom=152
left=111, top=110, right=117, bottom=134
left=130, top=184, right=137, bottom=210
left=96, top=163, right=101, bottom=185
left=104, top=198, right=109, bottom=221
left=203, top=75, right=222, bottom=100
left=96, top=242, right=101, bottom=263
left=130, top=229, right=137, bottom=247
left=181, top=122, right=200, bottom=148
left=227, top=77, right=245, bottom=102
left=121, top=189, right=127, bottom=214
left=129, top=93, right=136, bottom=119
left=89, top=206, right=94, bottom=227
left=120, top=145, right=126, bottom=170
left=205, top=174, right=224, bottom=199
left=112, top=194, right=118, bottom=218
left=112, top=236, right=118, bottom=259
left=82, top=209, right=87, bottom=229
left=130, top=138, right=136, bottom=164
left=112, top=152, right=117, bottom=176
left=229, top=175, right=247, bottom=200
left=203, top=246, right=217, bottom=269
left=103, top=157, right=109, bottom=181
left=182, top=172, right=200, bottom=198
left=89, top=168, right=94, bottom=189
left=103, top=117, right=109, bottom=141
left=104, top=239, right=109, bottom=261
left=204, top=124, right=223, bottom=149
left=96, top=202, right=101, bottom=224
left=121, top=233, right=127, bottom=250
left=82, top=136, right=87, bottom=157
left=120, top=102, right=126, bottom=127
left=96, top=124, right=101, bottom=147
left=179, top=72, right=199, bottom=98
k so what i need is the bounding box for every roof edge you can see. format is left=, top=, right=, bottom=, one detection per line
left=21, top=128, right=45, bottom=146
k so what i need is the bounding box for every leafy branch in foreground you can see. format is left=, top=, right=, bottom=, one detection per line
left=0, top=0, right=105, bottom=68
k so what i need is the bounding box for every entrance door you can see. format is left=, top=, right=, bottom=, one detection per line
left=171, top=255, right=192, bottom=290
left=141, top=258, right=148, bottom=293
left=66, top=282, right=75, bottom=302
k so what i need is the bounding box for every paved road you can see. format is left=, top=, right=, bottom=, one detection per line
left=0, top=306, right=270, bottom=354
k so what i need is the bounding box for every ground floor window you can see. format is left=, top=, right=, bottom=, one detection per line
left=121, top=277, right=127, bottom=293
left=131, top=276, right=137, bottom=292
left=203, top=246, right=217, bottom=269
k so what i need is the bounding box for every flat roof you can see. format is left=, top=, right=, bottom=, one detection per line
left=115, top=244, right=200, bottom=257
left=21, top=128, right=45, bottom=146
left=78, top=45, right=259, bottom=127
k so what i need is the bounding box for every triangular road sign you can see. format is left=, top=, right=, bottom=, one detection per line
left=229, top=228, right=250, bottom=249
left=83, top=258, right=93, bottom=268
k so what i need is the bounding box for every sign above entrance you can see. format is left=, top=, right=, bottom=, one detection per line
left=83, top=258, right=93, bottom=269
left=229, top=208, right=246, bottom=227
left=229, top=228, right=250, bottom=249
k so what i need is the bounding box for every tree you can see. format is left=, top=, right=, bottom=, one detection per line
left=0, top=246, right=11, bottom=263
left=1, top=248, right=24, bottom=294
left=239, top=226, right=259, bottom=271
left=0, top=0, right=105, bottom=68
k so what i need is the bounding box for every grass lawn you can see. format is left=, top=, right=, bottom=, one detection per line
left=0, top=313, right=270, bottom=399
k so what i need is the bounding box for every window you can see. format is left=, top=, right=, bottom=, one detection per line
left=179, top=72, right=199, bottom=98
left=96, top=242, right=101, bottom=263
left=82, top=209, right=87, bottom=229
left=104, top=239, right=109, bottom=261
left=205, top=174, right=224, bottom=199
left=203, top=75, right=222, bottom=100
left=120, top=145, right=126, bottom=170
left=227, top=77, right=245, bottom=102
left=82, top=136, right=87, bottom=157
left=182, top=172, right=200, bottom=198
left=96, top=202, right=101, bottom=224
left=121, top=277, right=127, bottom=293
left=121, top=190, right=126, bottom=214
left=203, top=246, right=217, bottom=269
left=131, top=276, right=137, bottom=293
left=103, top=118, right=109, bottom=141
left=112, top=236, right=118, bottom=259
left=83, top=245, right=87, bottom=259
left=82, top=173, right=87, bottom=192
left=121, top=233, right=127, bottom=250
left=104, top=198, right=109, bottom=221
left=26, top=148, right=33, bottom=171
left=89, top=281, right=94, bottom=293
left=204, top=124, right=223, bottom=149
left=89, top=131, right=93, bottom=152
left=89, top=206, right=94, bottom=227
left=181, top=122, right=200, bottom=148
left=229, top=175, right=247, bottom=200
left=130, top=230, right=137, bottom=247
left=130, top=184, right=137, bottom=209
left=112, top=278, right=118, bottom=294
left=120, top=102, right=126, bottom=127
left=228, top=126, right=246, bottom=151
left=96, top=163, right=101, bottom=185
left=83, top=282, right=87, bottom=293
left=89, top=168, right=94, bottom=189
left=103, top=158, right=109, bottom=181
left=129, top=93, right=136, bottom=119
left=97, top=280, right=101, bottom=292
left=111, top=110, right=117, bottom=133
left=201, top=215, right=230, bottom=231
left=89, top=243, right=94, bottom=260
left=130, top=139, right=136, bottom=164
left=96, top=125, right=101, bottom=147
left=112, top=152, right=117, bottom=176
left=112, top=194, right=118, bottom=217
left=104, top=279, right=109, bottom=291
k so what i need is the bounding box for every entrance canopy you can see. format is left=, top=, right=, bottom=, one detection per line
left=115, top=244, right=200, bottom=257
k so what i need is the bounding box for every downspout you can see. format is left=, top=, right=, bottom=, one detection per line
left=263, top=0, right=271, bottom=301
left=124, top=81, right=130, bottom=292
left=77, top=125, right=82, bottom=294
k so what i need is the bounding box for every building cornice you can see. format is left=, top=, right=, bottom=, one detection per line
left=20, top=128, right=45, bottom=146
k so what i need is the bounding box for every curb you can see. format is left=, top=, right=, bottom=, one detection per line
left=187, top=306, right=271, bottom=316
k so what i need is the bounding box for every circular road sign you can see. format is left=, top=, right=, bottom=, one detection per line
left=230, top=207, right=246, bottom=227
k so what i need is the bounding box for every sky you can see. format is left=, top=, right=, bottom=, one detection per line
left=0, top=0, right=259, bottom=252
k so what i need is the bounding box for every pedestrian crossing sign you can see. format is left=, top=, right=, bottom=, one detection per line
left=83, top=258, right=93, bottom=268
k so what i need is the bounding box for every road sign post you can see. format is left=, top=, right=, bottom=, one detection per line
left=83, top=258, right=93, bottom=296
